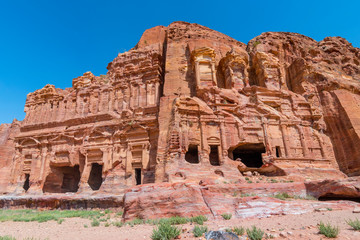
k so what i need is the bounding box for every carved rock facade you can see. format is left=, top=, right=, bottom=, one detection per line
left=1, top=21, right=359, bottom=195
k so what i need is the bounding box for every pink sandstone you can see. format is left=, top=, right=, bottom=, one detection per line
left=0, top=22, right=360, bottom=220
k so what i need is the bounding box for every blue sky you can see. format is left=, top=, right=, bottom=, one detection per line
left=0, top=0, right=359, bottom=124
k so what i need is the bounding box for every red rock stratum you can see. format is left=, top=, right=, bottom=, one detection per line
left=1, top=21, right=360, bottom=220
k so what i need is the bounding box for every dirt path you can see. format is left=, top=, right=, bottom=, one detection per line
left=1, top=210, right=360, bottom=239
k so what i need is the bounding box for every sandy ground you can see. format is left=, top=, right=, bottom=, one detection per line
left=1, top=210, right=360, bottom=240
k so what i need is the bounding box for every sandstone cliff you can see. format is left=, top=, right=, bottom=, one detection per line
left=0, top=21, right=359, bottom=196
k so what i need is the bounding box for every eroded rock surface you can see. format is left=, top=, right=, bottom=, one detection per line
left=122, top=181, right=360, bottom=221
left=0, top=21, right=359, bottom=198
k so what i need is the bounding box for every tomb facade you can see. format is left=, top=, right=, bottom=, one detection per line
left=1, top=22, right=360, bottom=194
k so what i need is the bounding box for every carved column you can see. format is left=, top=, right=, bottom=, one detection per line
left=39, top=143, right=48, bottom=182
left=236, top=121, right=245, bottom=141
left=66, top=99, right=72, bottom=118
left=108, top=90, right=114, bottom=112
left=113, top=89, right=119, bottom=112
left=100, top=90, right=109, bottom=113
left=297, top=125, right=309, bottom=158
left=315, top=133, right=327, bottom=159
left=138, top=84, right=144, bottom=107
left=145, top=82, right=150, bottom=106
left=101, top=148, right=109, bottom=171
left=58, top=100, right=65, bottom=121
left=32, top=105, right=38, bottom=123
left=108, top=147, right=113, bottom=170
left=129, top=84, right=134, bottom=109
left=195, top=61, right=200, bottom=88
left=155, top=81, right=160, bottom=104
left=219, top=117, right=227, bottom=163
left=25, top=105, right=32, bottom=124
left=262, top=118, right=272, bottom=155
left=76, top=94, right=82, bottom=116
left=42, top=103, right=50, bottom=123
left=124, top=87, right=129, bottom=110
left=78, top=153, right=91, bottom=191
left=199, top=118, right=208, bottom=162
left=84, top=96, right=90, bottom=115
left=211, top=61, right=217, bottom=86
left=125, top=147, right=133, bottom=185
left=142, top=143, right=150, bottom=170
left=280, top=124, right=291, bottom=158
left=53, top=101, right=59, bottom=121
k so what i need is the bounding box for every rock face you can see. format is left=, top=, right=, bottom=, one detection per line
left=122, top=181, right=359, bottom=221
left=0, top=121, right=20, bottom=193
left=0, top=21, right=359, bottom=195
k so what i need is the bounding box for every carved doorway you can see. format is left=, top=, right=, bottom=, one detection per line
left=23, top=174, right=30, bottom=192
left=88, top=163, right=103, bottom=190
left=229, top=143, right=265, bottom=168
left=209, top=145, right=220, bottom=166
left=135, top=168, right=142, bottom=185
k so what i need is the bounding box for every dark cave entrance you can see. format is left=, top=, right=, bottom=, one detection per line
left=135, top=168, right=142, bottom=185
left=318, top=195, right=360, bottom=203
left=209, top=145, right=220, bottom=166
left=229, top=143, right=265, bottom=168
left=185, top=145, right=199, bottom=164
left=61, top=165, right=81, bottom=192
left=42, top=165, right=81, bottom=193
left=275, top=146, right=282, bottom=158
left=88, top=163, right=103, bottom=190
left=23, top=174, right=30, bottom=192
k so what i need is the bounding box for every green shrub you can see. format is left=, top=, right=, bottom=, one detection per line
left=347, top=218, right=360, bottom=230
left=113, top=221, right=124, bottom=227
left=116, top=211, right=123, bottom=217
left=104, top=209, right=111, bottom=214
left=91, top=219, right=100, bottom=227
left=221, top=213, right=232, bottom=220
left=127, top=218, right=144, bottom=226
left=104, top=222, right=110, bottom=227
left=57, top=219, right=64, bottom=224
left=233, top=226, right=245, bottom=236
left=165, top=216, right=188, bottom=225
left=149, top=215, right=207, bottom=226
left=193, top=225, right=208, bottom=237
left=240, top=193, right=256, bottom=197
left=0, top=236, right=16, bottom=240
left=292, top=195, right=317, bottom=200
left=83, top=224, right=88, bottom=228
left=246, top=226, right=264, bottom=240
left=190, top=215, right=207, bottom=225
left=318, top=222, right=339, bottom=238
left=0, top=209, right=103, bottom=223
left=253, top=41, right=261, bottom=47
left=151, top=222, right=181, bottom=240
left=273, top=192, right=292, bottom=200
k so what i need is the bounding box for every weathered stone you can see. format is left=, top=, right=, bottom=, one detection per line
left=120, top=181, right=359, bottom=221
left=122, top=182, right=212, bottom=221
left=0, top=21, right=359, bottom=199
left=305, top=177, right=360, bottom=199
left=353, top=207, right=360, bottom=213
left=205, top=231, right=239, bottom=240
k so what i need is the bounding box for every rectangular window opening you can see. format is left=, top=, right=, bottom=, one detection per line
left=135, top=168, right=142, bottom=185
left=276, top=146, right=281, bottom=158
left=209, top=145, right=220, bottom=166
